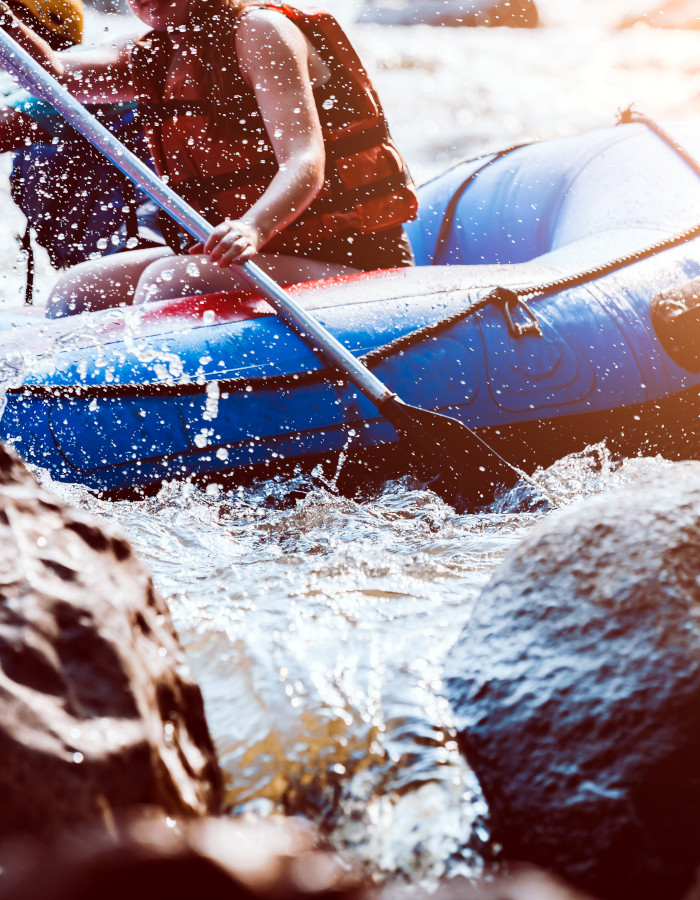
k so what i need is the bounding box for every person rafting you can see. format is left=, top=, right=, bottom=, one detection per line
left=0, top=0, right=418, bottom=317
left=0, top=0, right=168, bottom=303
left=0, top=0, right=82, bottom=158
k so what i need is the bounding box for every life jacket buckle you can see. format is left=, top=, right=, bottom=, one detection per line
left=486, top=286, right=542, bottom=338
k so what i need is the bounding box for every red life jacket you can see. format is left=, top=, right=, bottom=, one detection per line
left=130, top=2, right=418, bottom=250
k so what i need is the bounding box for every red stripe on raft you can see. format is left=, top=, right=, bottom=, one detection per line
left=135, top=269, right=399, bottom=326
left=0, top=261, right=554, bottom=360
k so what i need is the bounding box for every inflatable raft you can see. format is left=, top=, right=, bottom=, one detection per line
left=2, top=118, right=700, bottom=500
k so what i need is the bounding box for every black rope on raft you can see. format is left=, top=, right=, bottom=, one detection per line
left=619, top=107, right=700, bottom=183
left=362, top=218, right=700, bottom=366
left=362, top=115, right=700, bottom=368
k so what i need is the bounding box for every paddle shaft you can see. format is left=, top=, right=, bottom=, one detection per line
left=0, top=27, right=397, bottom=408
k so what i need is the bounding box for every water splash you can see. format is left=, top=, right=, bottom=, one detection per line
left=492, top=442, right=675, bottom=513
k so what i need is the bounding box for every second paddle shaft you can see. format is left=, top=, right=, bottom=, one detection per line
left=0, top=28, right=396, bottom=407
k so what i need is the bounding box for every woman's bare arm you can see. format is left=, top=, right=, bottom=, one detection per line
left=59, top=40, right=139, bottom=103
left=201, top=8, right=326, bottom=265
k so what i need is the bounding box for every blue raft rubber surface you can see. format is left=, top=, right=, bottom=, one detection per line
left=2, top=121, right=700, bottom=493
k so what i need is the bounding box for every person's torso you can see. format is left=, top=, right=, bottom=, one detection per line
left=131, top=2, right=418, bottom=242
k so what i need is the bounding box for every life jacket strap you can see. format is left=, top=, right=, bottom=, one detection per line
left=174, top=161, right=279, bottom=206
left=174, top=169, right=411, bottom=222
left=136, top=100, right=205, bottom=126
left=19, top=224, right=34, bottom=306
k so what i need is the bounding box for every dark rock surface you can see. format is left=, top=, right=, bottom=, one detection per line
left=0, top=443, right=222, bottom=839
left=0, top=814, right=597, bottom=900
left=445, top=461, right=700, bottom=900
left=0, top=815, right=363, bottom=900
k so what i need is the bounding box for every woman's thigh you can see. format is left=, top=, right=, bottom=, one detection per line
left=46, top=246, right=174, bottom=318
left=133, top=252, right=358, bottom=305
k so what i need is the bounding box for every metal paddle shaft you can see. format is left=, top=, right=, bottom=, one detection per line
left=0, top=27, right=518, bottom=498
left=0, top=29, right=398, bottom=400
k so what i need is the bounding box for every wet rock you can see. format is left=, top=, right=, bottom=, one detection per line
left=0, top=815, right=364, bottom=900
left=357, top=0, right=538, bottom=28
left=0, top=443, right=222, bottom=839
left=0, top=813, right=598, bottom=900
left=445, top=461, right=700, bottom=900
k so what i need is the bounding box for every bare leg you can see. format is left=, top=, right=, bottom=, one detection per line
left=46, top=246, right=175, bottom=319
left=133, top=252, right=358, bottom=305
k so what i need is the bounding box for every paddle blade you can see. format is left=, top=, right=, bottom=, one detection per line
left=380, top=396, right=517, bottom=506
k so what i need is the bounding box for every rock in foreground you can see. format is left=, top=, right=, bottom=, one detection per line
left=0, top=444, right=222, bottom=839
left=0, top=816, right=363, bottom=900
left=445, top=461, right=700, bottom=900
left=0, top=816, right=598, bottom=900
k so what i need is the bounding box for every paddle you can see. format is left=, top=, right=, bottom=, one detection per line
left=0, top=26, right=517, bottom=503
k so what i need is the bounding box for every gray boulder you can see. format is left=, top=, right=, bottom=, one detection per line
left=445, top=461, right=700, bottom=900
left=0, top=443, right=222, bottom=839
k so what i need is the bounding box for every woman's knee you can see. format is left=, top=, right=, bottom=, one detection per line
left=133, top=254, right=235, bottom=304
left=45, top=248, right=174, bottom=319
left=133, top=257, right=180, bottom=305
left=45, top=265, right=108, bottom=319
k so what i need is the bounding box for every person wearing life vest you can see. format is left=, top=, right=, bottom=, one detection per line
left=0, top=0, right=418, bottom=317
left=0, top=0, right=82, bottom=151
left=0, top=0, right=168, bottom=303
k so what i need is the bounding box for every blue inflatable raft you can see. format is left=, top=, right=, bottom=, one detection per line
left=2, top=119, right=700, bottom=499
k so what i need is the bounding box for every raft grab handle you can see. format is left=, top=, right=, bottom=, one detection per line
left=485, top=287, right=542, bottom=338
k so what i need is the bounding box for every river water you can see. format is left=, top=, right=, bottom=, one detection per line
left=1, top=0, right=699, bottom=885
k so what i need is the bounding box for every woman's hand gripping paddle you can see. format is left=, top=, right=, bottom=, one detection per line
left=0, top=27, right=517, bottom=506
